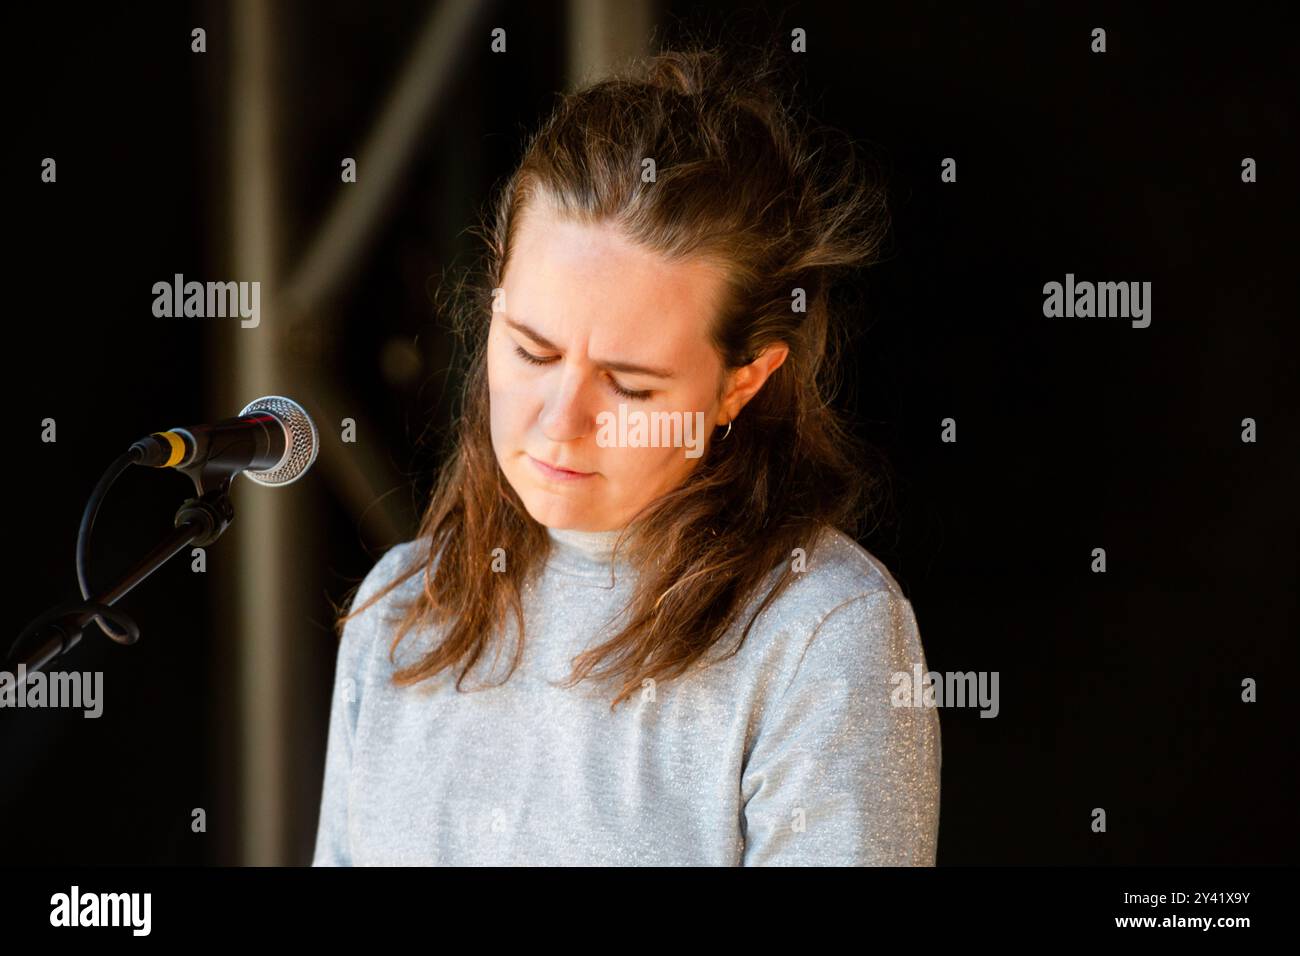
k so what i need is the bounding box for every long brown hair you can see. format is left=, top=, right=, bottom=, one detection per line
left=338, top=43, right=893, bottom=711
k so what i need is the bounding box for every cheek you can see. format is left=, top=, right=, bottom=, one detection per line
left=602, top=443, right=691, bottom=487
left=487, top=351, right=540, bottom=452
left=488, top=333, right=531, bottom=400
left=486, top=345, right=518, bottom=445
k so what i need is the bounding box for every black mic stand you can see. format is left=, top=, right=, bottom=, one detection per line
left=6, top=459, right=239, bottom=681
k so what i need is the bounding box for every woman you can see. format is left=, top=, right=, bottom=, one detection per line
left=313, top=45, right=941, bottom=866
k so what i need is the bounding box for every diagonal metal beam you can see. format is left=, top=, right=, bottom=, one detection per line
left=281, top=0, right=496, bottom=312
left=270, top=0, right=497, bottom=553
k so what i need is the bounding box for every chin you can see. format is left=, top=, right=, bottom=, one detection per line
left=516, top=485, right=589, bottom=529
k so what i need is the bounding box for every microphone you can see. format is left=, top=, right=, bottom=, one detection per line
left=6, top=396, right=319, bottom=676
left=128, top=395, right=319, bottom=486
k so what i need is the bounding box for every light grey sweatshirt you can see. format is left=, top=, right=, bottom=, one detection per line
left=312, top=525, right=941, bottom=866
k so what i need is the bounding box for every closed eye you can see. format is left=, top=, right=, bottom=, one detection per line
left=512, top=345, right=653, bottom=401
left=513, top=344, right=556, bottom=367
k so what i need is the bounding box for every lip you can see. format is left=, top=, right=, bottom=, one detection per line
left=528, top=454, right=595, bottom=481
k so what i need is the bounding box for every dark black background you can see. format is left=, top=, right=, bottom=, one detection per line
left=3, top=0, right=1295, bottom=865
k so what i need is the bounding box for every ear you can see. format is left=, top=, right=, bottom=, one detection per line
left=718, top=343, right=790, bottom=424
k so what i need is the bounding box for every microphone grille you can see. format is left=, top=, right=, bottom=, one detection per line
left=238, top=395, right=319, bottom=487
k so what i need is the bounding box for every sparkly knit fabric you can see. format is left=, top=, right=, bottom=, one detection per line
left=312, top=525, right=941, bottom=865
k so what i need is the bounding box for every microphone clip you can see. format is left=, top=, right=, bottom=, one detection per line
left=174, top=490, right=235, bottom=548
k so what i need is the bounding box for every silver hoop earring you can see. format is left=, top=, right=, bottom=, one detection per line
left=719, top=419, right=732, bottom=440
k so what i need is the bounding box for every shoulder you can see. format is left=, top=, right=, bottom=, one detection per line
left=353, top=538, right=430, bottom=609
left=333, top=537, right=432, bottom=681
left=744, top=525, right=924, bottom=694
left=791, top=524, right=910, bottom=606
left=768, top=524, right=915, bottom=634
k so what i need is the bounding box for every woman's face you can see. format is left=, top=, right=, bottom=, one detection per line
left=487, top=200, right=785, bottom=532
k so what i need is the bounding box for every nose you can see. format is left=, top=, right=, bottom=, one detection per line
left=538, top=365, right=594, bottom=442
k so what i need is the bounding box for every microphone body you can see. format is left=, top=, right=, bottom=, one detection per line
left=132, top=413, right=286, bottom=472
left=128, top=395, right=318, bottom=487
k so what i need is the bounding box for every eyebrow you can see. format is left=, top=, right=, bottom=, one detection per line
left=504, top=317, right=678, bottom=379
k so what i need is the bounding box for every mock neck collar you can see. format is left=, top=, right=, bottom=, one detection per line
left=544, top=525, right=634, bottom=581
